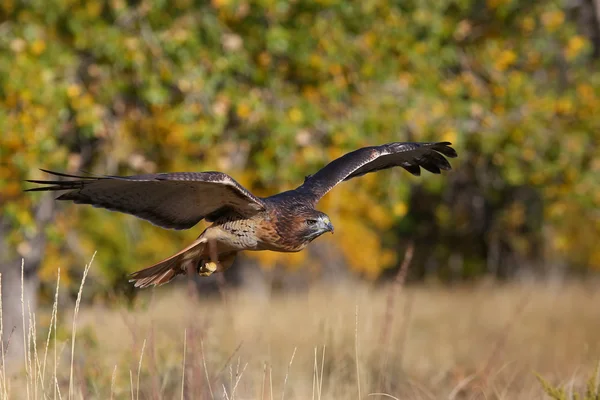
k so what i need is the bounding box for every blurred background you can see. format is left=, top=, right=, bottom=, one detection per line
left=0, top=0, right=599, bottom=398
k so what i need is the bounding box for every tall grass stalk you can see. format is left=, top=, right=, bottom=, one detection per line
left=110, top=365, right=117, bottom=400
left=281, top=347, right=296, bottom=400
left=180, top=329, right=186, bottom=400
left=201, top=339, right=214, bottom=400
left=355, top=305, right=361, bottom=400
left=0, top=275, right=7, bottom=399
left=40, top=267, right=59, bottom=399
left=136, top=339, right=146, bottom=400
left=20, top=260, right=30, bottom=400
left=68, top=252, right=95, bottom=399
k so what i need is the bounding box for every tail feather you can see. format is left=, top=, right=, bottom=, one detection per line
left=129, top=237, right=207, bottom=288
left=129, top=258, right=181, bottom=288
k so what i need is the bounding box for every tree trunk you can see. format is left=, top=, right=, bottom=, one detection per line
left=567, top=0, right=600, bottom=57
left=0, top=195, right=54, bottom=373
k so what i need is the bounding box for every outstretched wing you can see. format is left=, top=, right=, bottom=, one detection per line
left=296, top=142, right=457, bottom=205
left=25, top=170, right=266, bottom=230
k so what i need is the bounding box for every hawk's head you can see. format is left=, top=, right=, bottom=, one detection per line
left=267, top=194, right=335, bottom=250
left=292, top=209, right=334, bottom=244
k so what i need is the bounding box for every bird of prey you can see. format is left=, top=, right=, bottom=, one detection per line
left=26, top=142, right=457, bottom=288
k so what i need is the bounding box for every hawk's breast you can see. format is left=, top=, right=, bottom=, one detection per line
left=217, top=218, right=261, bottom=250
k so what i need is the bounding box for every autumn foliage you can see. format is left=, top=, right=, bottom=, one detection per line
left=1, top=0, right=599, bottom=292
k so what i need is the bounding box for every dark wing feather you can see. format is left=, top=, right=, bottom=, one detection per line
left=25, top=170, right=266, bottom=230
left=296, top=142, right=457, bottom=205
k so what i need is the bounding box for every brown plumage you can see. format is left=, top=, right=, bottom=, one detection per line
left=25, top=141, right=458, bottom=288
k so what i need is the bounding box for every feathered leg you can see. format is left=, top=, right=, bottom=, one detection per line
left=198, top=239, right=220, bottom=276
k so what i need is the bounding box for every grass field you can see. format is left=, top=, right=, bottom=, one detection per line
left=2, top=260, right=600, bottom=399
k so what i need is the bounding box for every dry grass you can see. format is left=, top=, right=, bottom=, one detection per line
left=1, top=256, right=600, bottom=399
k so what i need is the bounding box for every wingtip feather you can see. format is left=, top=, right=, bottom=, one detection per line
left=432, top=142, right=458, bottom=158
left=402, top=164, right=421, bottom=176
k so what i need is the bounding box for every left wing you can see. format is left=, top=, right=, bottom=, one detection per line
left=295, top=142, right=457, bottom=205
left=25, top=170, right=266, bottom=230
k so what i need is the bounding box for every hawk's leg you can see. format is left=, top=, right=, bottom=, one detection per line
left=197, top=253, right=237, bottom=277
left=207, top=239, right=220, bottom=274
left=197, top=239, right=220, bottom=276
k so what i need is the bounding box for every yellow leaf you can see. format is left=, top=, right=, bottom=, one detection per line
left=211, top=0, right=231, bottom=8
left=520, top=16, right=536, bottom=34
left=328, top=64, right=342, bottom=76
left=302, top=86, right=320, bottom=102
left=398, top=72, right=414, bottom=88
left=237, top=103, right=252, bottom=119
left=362, top=31, right=376, bottom=48
left=86, top=1, right=102, bottom=17
left=393, top=202, right=408, bottom=218
left=492, top=85, right=506, bottom=97
left=576, top=83, right=594, bottom=101
left=288, top=107, right=303, bottom=123
left=440, top=80, right=459, bottom=96
left=494, top=50, right=517, bottom=71
left=523, top=147, right=536, bottom=161
left=309, top=54, right=322, bottom=68
left=541, top=10, right=565, bottom=32
left=67, top=84, right=81, bottom=98
left=555, top=97, right=573, bottom=115
left=258, top=52, right=271, bottom=67
left=565, top=35, right=586, bottom=60
left=30, top=39, right=46, bottom=55
left=591, top=249, right=600, bottom=269
left=487, top=0, right=510, bottom=9
left=431, top=102, right=447, bottom=118
left=553, top=234, right=569, bottom=251
left=441, top=129, right=457, bottom=144
left=414, top=42, right=427, bottom=54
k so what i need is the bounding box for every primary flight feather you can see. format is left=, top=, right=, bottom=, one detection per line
left=25, top=141, right=457, bottom=288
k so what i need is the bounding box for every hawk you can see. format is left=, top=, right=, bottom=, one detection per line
left=26, top=142, right=457, bottom=288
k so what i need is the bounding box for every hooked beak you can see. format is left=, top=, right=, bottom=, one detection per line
left=322, top=218, right=334, bottom=234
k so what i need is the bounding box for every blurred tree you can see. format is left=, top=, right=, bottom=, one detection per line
left=0, top=0, right=598, bottom=307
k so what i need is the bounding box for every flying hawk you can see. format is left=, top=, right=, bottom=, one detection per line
left=26, top=142, right=457, bottom=288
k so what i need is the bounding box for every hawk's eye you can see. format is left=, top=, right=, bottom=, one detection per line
left=306, top=219, right=318, bottom=226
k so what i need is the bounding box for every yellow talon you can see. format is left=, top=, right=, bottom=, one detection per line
left=198, top=261, right=219, bottom=276
left=205, top=261, right=218, bottom=272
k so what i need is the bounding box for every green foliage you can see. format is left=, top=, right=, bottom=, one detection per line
left=536, top=363, right=600, bottom=400
left=0, top=0, right=599, bottom=292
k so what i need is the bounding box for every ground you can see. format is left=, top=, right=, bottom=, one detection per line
left=3, top=277, right=600, bottom=399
